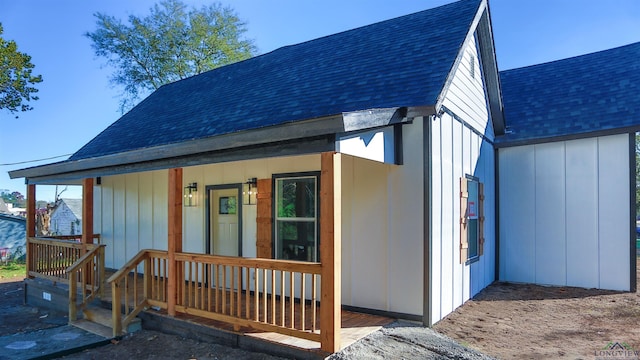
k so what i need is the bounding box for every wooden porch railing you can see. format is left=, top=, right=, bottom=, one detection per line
left=174, top=252, right=322, bottom=343
left=107, top=250, right=168, bottom=337
left=26, top=236, right=101, bottom=283
left=43, top=234, right=101, bottom=244
left=67, top=244, right=106, bottom=321
left=109, top=249, right=323, bottom=343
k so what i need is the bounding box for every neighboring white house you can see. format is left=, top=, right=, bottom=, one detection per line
left=50, top=198, right=83, bottom=236
left=6, top=203, right=27, bottom=217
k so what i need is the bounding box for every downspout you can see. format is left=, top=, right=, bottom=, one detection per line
left=423, top=114, right=434, bottom=326
left=494, top=147, right=500, bottom=282
left=629, top=132, right=637, bottom=292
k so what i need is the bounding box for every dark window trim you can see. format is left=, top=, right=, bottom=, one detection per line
left=465, top=256, right=480, bottom=265
left=464, top=175, right=481, bottom=261
left=272, top=171, right=321, bottom=262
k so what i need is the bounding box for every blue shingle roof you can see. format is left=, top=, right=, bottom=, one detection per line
left=70, top=0, right=482, bottom=160
left=498, top=42, right=640, bottom=144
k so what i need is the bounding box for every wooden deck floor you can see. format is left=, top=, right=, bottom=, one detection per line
left=101, top=272, right=393, bottom=352
left=161, top=306, right=393, bottom=351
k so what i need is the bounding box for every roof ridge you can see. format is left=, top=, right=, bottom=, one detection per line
left=161, top=0, right=484, bottom=87
left=41, top=0, right=483, bottom=167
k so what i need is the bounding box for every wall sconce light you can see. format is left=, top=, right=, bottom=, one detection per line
left=184, top=182, right=198, bottom=207
left=243, top=178, right=258, bottom=205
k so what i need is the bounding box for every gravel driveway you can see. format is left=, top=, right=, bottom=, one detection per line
left=330, top=321, right=494, bottom=360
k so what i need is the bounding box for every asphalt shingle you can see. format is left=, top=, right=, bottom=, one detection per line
left=498, top=42, right=640, bottom=144
left=70, top=0, right=481, bottom=160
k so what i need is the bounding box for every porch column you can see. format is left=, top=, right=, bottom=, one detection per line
left=82, top=178, right=94, bottom=244
left=167, top=168, right=183, bottom=316
left=320, top=152, right=341, bottom=353
left=26, top=184, right=36, bottom=278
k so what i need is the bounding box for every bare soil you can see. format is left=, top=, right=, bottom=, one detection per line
left=0, top=277, right=67, bottom=336
left=434, top=257, right=640, bottom=359
left=2, top=259, right=639, bottom=359
left=0, top=274, right=285, bottom=360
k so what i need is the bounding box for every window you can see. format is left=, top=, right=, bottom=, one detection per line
left=469, top=53, right=475, bottom=79
left=274, top=175, right=319, bottom=262
left=460, top=176, right=484, bottom=263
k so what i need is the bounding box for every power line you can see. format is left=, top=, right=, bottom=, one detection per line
left=0, top=153, right=73, bottom=166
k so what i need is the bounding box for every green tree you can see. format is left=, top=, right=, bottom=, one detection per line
left=1, top=190, right=25, bottom=208
left=86, top=0, right=257, bottom=112
left=0, top=23, right=42, bottom=116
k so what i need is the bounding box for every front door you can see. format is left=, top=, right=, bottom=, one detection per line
left=208, top=186, right=241, bottom=257
left=207, top=185, right=242, bottom=290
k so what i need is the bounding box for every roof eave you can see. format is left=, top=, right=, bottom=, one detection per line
left=10, top=106, right=427, bottom=184
left=495, top=125, right=640, bottom=148
left=476, top=3, right=505, bottom=135
left=434, top=0, right=505, bottom=135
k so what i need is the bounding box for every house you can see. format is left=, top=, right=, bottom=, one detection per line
left=0, top=213, right=26, bottom=258
left=6, top=203, right=27, bottom=217
left=496, top=42, right=640, bottom=292
left=0, top=199, right=27, bottom=259
left=6, top=0, right=638, bottom=354
left=10, top=0, right=500, bottom=349
left=50, top=198, right=83, bottom=236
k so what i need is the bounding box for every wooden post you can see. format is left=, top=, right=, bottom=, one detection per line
left=69, top=271, right=77, bottom=322
left=82, top=178, right=94, bottom=244
left=112, top=282, right=122, bottom=337
left=167, top=168, right=183, bottom=316
left=320, top=152, right=341, bottom=353
left=26, top=184, right=36, bottom=278
left=80, top=178, right=95, bottom=291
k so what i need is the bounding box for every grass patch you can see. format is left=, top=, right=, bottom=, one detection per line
left=0, top=262, right=26, bottom=279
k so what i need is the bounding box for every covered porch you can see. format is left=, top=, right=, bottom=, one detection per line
left=23, top=238, right=392, bottom=355
left=21, top=151, right=379, bottom=354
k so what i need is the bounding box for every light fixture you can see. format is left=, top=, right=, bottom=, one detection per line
left=242, top=178, right=258, bottom=205
left=184, top=182, right=198, bottom=207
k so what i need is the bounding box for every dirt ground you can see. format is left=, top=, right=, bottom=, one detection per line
left=2, top=259, right=639, bottom=359
left=0, top=275, right=285, bottom=360
left=434, top=257, right=640, bottom=359
left=0, top=278, right=67, bottom=336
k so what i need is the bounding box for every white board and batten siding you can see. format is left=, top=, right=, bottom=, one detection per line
left=430, top=32, right=496, bottom=324
left=499, top=134, right=631, bottom=291
left=180, top=154, right=320, bottom=257
left=94, top=156, right=320, bottom=269
left=93, top=170, right=168, bottom=269
left=340, top=118, right=424, bottom=318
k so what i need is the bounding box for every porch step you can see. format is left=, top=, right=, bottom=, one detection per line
left=82, top=306, right=112, bottom=328
left=70, top=319, right=113, bottom=338
left=79, top=306, right=142, bottom=336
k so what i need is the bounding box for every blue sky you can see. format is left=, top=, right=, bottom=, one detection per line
left=1, top=0, right=639, bottom=202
